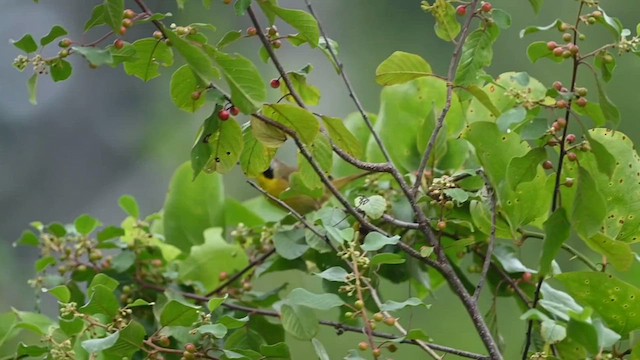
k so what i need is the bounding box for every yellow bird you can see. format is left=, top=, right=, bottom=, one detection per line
left=256, top=159, right=371, bottom=214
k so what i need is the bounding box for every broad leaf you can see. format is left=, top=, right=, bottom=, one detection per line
left=375, top=51, right=432, bottom=86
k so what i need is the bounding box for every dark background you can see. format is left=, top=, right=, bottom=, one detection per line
left=1, top=1, right=639, bottom=358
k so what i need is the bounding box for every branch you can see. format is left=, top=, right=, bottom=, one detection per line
left=133, top=0, right=169, bottom=38
left=204, top=248, right=276, bottom=298
left=412, top=0, right=482, bottom=195
left=473, top=170, right=497, bottom=302
left=330, top=141, right=393, bottom=173
left=304, top=0, right=395, bottom=167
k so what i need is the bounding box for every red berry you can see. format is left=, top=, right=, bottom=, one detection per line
left=556, top=100, right=568, bottom=109
left=123, top=9, right=136, bottom=19
left=546, top=41, right=558, bottom=51
left=218, top=110, right=230, bottom=121
left=568, top=44, right=579, bottom=55
left=556, top=117, right=567, bottom=128
left=552, top=121, right=562, bottom=132
left=230, top=106, right=240, bottom=116
left=247, top=27, right=257, bottom=36
left=576, top=97, right=587, bottom=107
left=481, top=2, right=493, bottom=12
left=542, top=160, right=554, bottom=170
left=437, top=221, right=447, bottom=230
left=566, top=152, right=578, bottom=162
left=59, top=38, right=72, bottom=48
left=119, top=26, right=128, bottom=36
left=522, top=272, right=533, bottom=283
left=564, top=178, right=575, bottom=187
left=191, top=91, right=201, bottom=101
left=372, top=348, right=382, bottom=357
left=219, top=271, right=229, bottom=281
left=566, top=134, right=576, bottom=144
left=113, top=39, right=125, bottom=50
left=270, top=79, right=281, bottom=88
left=552, top=47, right=565, bottom=57
left=184, top=343, right=197, bottom=353
left=456, top=5, right=467, bottom=16
left=552, top=81, right=563, bottom=91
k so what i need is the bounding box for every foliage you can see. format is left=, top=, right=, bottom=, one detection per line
left=6, top=0, right=640, bottom=359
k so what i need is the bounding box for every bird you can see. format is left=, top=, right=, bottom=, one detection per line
left=255, top=159, right=372, bottom=214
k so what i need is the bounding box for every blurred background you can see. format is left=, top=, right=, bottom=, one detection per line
left=1, top=1, right=639, bottom=358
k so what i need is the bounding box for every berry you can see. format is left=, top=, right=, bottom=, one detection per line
left=547, top=138, right=559, bottom=147
left=151, top=259, right=163, bottom=267
left=552, top=47, right=564, bottom=57
left=270, top=79, right=281, bottom=88
left=345, top=311, right=354, bottom=318
left=546, top=41, right=558, bottom=51
left=358, top=342, right=369, bottom=351
left=562, top=33, right=573, bottom=42
left=247, top=27, right=257, bottom=36
left=268, top=26, right=278, bottom=37
left=552, top=81, right=563, bottom=91
left=182, top=351, right=195, bottom=360
left=113, top=39, right=125, bottom=50
left=568, top=44, right=579, bottom=55
left=560, top=87, right=569, bottom=93
left=372, top=348, right=382, bottom=357
left=542, top=160, right=554, bottom=170
left=119, top=26, right=128, bottom=36
left=456, top=5, right=467, bottom=16
left=122, top=18, right=133, bottom=28
left=123, top=9, right=136, bottom=19
left=157, top=336, right=170, bottom=347
left=575, top=87, right=588, bottom=97
left=59, top=38, right=72, bottom=48
left=59, top=49, right=69, bottom=58
left=373, top=313, right=384, bottom=322
left=219, top=271, right=229, bottom=281
left=230, top=106, right=240, bottom=116
left=384, top=317, right=396, bottom=326
left=562, top=50, right=572, bottom=58
left=552, top=122, right=562, bottom=132
left=354, top=300, right=365, bottom=310
left=579, top=34, right=586, bottom=41
left=587, top=17, right=597, bottom=25
left=153, top=31, right=164, bottom=39
left=218, top=110, right=230, bottom=121
left=191, top=91, right=201, bottom=101
left=272, top=39, right=282, bottom=49
left=559, top=22, right=570, bottom=32
left=522, top=272, right=533, bottom=283
left=602, top=54, right=614, bottom=64
left=566, top=152, right=578, bottom=162
left=185, top=343, right=197, bottom=353
left=481, top=2, right=493, bottom=12
left=388, top=344, right=398, bottom=353
left=565, top=178, right=575, bottom=188
left=556, top=100, right=568, bottom=109
left=576, top=97, right=588, bottom=107
left=437, top=221, right=447, bottom=230
left=242, top=281, right=252, bottom=291
left=556, top=117, right=567, bottom=128
left=592, top=10, right=603, bottom=19
left=223, top=0, right=233, bottom=4
left=566, top=134, right=577, bottom=144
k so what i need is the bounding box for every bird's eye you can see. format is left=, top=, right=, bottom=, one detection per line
left=262, top=167, right=275, bottom=179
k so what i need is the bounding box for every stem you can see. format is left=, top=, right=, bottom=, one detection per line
left=523, top=3, right=585, bottom=358
left=412, top=0, right=482, bottom=195
left=473, top=170, right=497, bottom=302
left=205, top=248, right=276, bottom=297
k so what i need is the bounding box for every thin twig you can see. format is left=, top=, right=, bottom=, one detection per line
left=520, top=230, right=599, bottom=272
left=205, top=248, right=276, bottom=297
left=133, top=0, right=169, bottom=38
left=473, top=170, right=497, bottom=302
left=412, top=0, right=482, bottom=195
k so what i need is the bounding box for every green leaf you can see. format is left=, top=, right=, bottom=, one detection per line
left=16, top=230, right=39, bottom=247
left=13, top=310, right=54, bottom=336
left=240, top=124, right=277, bottom=177
left=380, top=297, right=426, bottom=312
left=584, top=233, right=633, bottom=271
left=217, top=30, right=243, bottom=49
left=85, top=4, right=106, bottom=32
left=164, top=31, right=220, bottom=84
left=179, top=228, right=249, bottom=292
left=314, top=267, right=349, bottom=282
left=455, top=29, right=494, bottom=85
left=102, top=321, right=145, bottom=358
left=263, top=104, right=319, bottom=145
left=371, top=253, right=405, bottom=266
left=170, top=65, right=207, bottom=113
left=584, top=131, right=616, bottom=178
left=280, top=304, right=318, bottom=340
left=557, top=272, right=640, bottom=334
left=594, top=77, right=620, bottom=128
left=506, top=147, right=547, bottom=190
left=594, top=7, right=623, bottom=40
left=73, top=46, right=114, bottom=66
left=50, top=59, right=72, bottom=82
left=355, top=195, right=386, bottom=220
left=362, top=232, right=400, bottom=252
left=540, top=208, right=570, bottom=276
left=541, top=319, right=567, bottom=344
left=12, top=34, right=38, bottom=53
left=204, top=116, right=243, bottom=174
left=491, top=9, right=511, bottom=29
left=82, top=331, right=119, bottom=353
left=519, top=19, right=562, bottom=38
left=89, top=274, right=119, bottom=292
left=44, top=285, right=70, bottom=303
left=234, top=0, right=252, bottom=16
left=595, top=51, right=616, bottom=83
left=375, top=51, right=432, bottom=86
left=528, top=0, right=544, bottom=14
left=34, top=256, right=55, bottom=272
left=281, top=67, right=321, bottom=106
left=526, top=41, right=564, bottom=64
left=74, top=214, right=101, bottom=235
left=311, top=338, right=330, bottom=360
left=273, top=229, right=309, bottom=260
left=297, top=134, right=332, bottom=191
left=322, top=116, right=363, bottom=158
left=425, top=0, right=461, bottom=42
left=198, top=324, right=227, bottom=338
left=219, top=315, right=249, bottom=329
left=208, top=295, right=228, bottom=312
left=160, top=300, right=201, bottom=326
left=16, top=343, right=49, bottom=358
left=40, top=25, right=68, bottom=46
left=250, top=116, right=287, bottom=148
left=285, top=288, right=345, bottom=310
left=118, top=195, right=140, bottom=218
left=79, top=285, right=119, bottom=318
left=465, top=85, right=501, bottom=118
left=212, top=50, right=266, bottom=114
left=262, top=3, right=320, bottom=47
left=318, top=37, right=340, bottom=73
left=103, top=0, right=125, bottom=32
left=163, top=162, right=225, bottom=251
left=493, top=245, right=537, bottom=273
left=572, top=167, right=606, bottom=238
left=123, top=39, right=173, bottom=82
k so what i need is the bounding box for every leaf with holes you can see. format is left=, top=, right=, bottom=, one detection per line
left=557, top=272, right=640, bottom=335
left=204, top=117, right=243, bottom=174
left=240, top=124, right=277, bottom=177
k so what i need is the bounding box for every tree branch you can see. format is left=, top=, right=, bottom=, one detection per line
left=473, top=170, right=497, bottom=303
left=204, top=248, right=276, bottom=298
